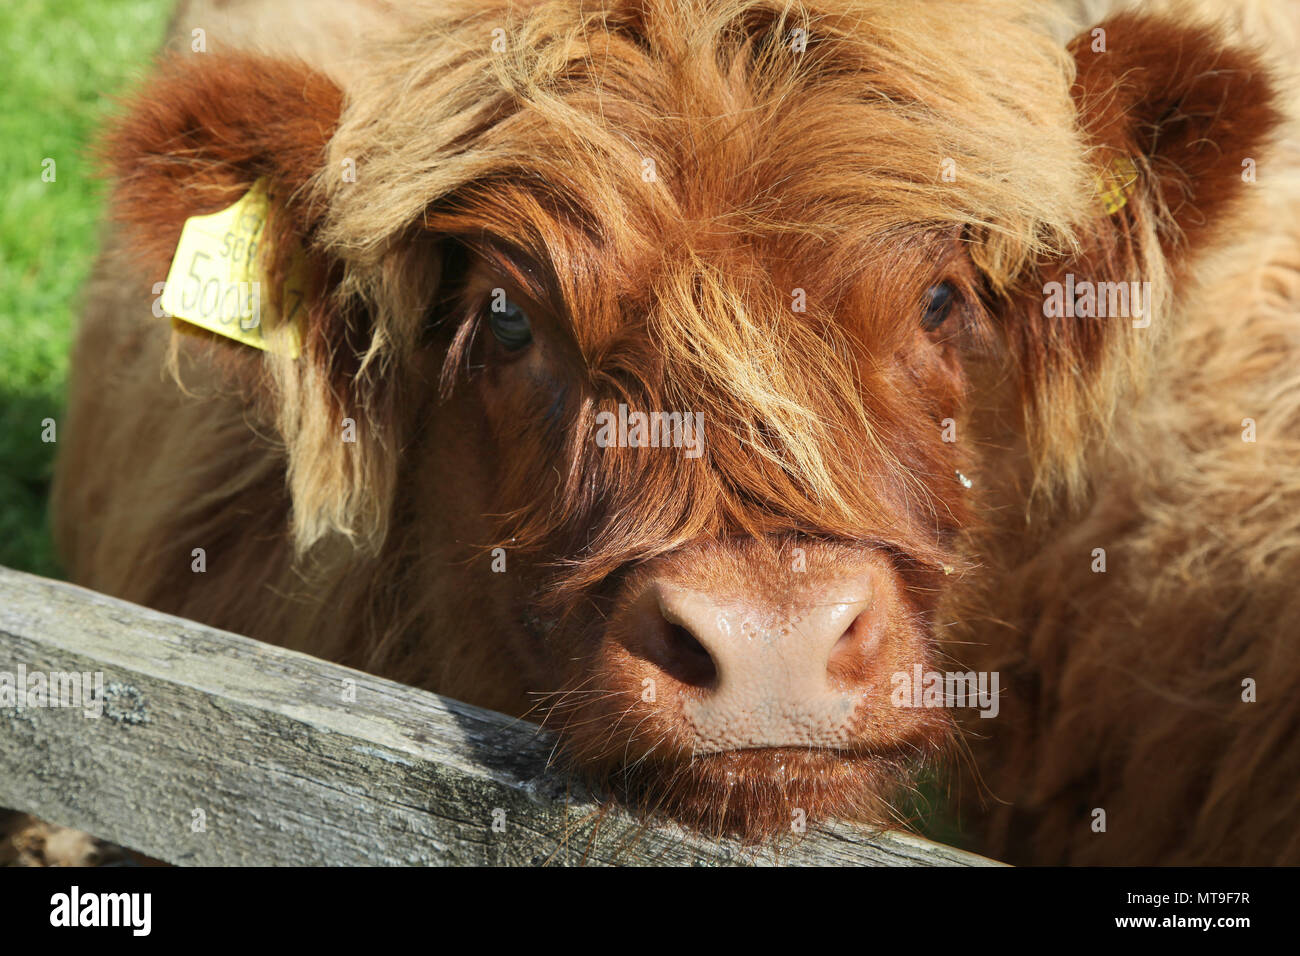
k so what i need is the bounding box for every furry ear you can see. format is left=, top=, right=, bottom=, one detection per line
left=1069, top=12, right=1283, bottom=263
left=105, top=53, right=342, bottom=287
left=1003, top=13, right=1283, bottom=498
left=104, top=53, right=399, bottom=552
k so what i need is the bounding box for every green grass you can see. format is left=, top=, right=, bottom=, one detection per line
left=0, top=0, right=173, bottom=576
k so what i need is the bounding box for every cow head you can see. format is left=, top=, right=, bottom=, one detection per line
left=107, top=0, right=1280, bottom=838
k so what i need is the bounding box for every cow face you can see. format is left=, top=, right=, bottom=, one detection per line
left=105, top=0, right=1279, bottom=838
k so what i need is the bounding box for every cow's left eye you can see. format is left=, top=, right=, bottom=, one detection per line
left=487, top=298, right=533, bottom=350
left=921, top=282, right=957, bottom=332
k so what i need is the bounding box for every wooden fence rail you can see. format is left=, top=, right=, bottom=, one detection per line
left=0, top=566, right=998, bottom=866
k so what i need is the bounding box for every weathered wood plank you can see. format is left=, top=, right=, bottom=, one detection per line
left=0, top=566, right=999, bottom=866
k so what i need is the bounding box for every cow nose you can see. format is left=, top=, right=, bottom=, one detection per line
left=639, top=580, right=877, bottom=751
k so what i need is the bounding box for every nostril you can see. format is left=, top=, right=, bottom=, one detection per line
left=655, top=620, right=718, bottom=689
left=832, top=624, right=857, bottom=657
left=827, top=608, right=879, bottom=679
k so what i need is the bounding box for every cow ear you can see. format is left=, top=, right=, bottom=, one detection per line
left=105, top=53, right=343, bottom=293
left=1005, top=14, right=1283, bottom=499
left=1069, top=12, right=1283, bottom=266
left=104, top=54, right=397, bottom=552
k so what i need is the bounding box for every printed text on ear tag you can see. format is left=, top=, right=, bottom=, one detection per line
left=160, top=179, right=305, bottom=357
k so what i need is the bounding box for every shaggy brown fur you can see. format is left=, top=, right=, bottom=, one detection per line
left=0, top=811, right=126, bottom=867
left=50, top=0, right=1300, bottom=864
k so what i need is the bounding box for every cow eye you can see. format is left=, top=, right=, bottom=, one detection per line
left=487, top=298, right=533, bottom=350
left=921, top=282, right=957, bottom=332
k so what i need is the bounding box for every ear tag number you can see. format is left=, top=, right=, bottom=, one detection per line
left=160, top=178, right=305, bottom=357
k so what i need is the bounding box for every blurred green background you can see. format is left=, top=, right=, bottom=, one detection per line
left=0, top=0, right=173, bottom=576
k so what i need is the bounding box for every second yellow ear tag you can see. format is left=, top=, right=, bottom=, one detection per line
left=1096, top=156, right=1140, bottom=216
left=160, top=179, right=305, bottom=357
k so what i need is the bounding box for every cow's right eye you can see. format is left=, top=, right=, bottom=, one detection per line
left=487, top=298, right=533, bottom=350
left=921, top=281, right=957, bottom=332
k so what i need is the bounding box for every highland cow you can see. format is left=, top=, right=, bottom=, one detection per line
left=49, top=0, right=1300, bottom=865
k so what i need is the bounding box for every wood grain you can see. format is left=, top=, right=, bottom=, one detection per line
left=0, top=566, right=1000, bottom=866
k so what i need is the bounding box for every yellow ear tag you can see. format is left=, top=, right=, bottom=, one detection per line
left=160, top=179, right=305, bottom=357
left=1095, top=155, right=1139, bottom=216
